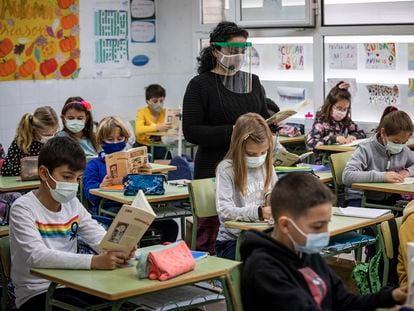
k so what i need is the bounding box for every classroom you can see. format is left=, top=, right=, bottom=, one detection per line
left=1, top=0, right=414, bottom=310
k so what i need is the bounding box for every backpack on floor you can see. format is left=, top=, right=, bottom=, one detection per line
left=168, top=155, right=194, bottom=181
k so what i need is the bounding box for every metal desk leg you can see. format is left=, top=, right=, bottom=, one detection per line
left=180, top=216, right=186, bottom=241
left=45, top=282, right=58, bottom=311
left=98, top=198, right=106, bottom=216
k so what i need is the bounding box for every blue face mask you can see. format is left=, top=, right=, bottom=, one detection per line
left=287, top=218, right=330, bottom=254
left=102, top=141, right=126, bottom=154
left=386, top=141, right=405, bottom=155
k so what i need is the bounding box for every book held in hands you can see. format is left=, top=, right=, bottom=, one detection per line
left=266, top=99, right=309, bottom=125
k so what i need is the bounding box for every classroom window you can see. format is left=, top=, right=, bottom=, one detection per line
left=323, top=0, right=414, bottom=25
left=324, top=35, right=414, bottom=123
left=201, top=0, right=230, bottom=24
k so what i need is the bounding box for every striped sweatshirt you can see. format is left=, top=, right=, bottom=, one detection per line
left=10, top=191, right=106, bottom=307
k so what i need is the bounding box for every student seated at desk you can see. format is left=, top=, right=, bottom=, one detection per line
left=83, top=116, right=178, bottom=242
left=9, top=136, right=135, bottom=310
left=398, top=200, right=414, bottom=286
left=241, top=172, right=407, bottom=311
left=135, top=84, right=172, bottom=160
left=216, top=113, right=277, bottom=260
left=1, top=106, right=58, bottom=176
left=306, top=82, right=365, bottom=163
left=56, top=97, right=99, bottom=157
left=343, top=109, right=414, bottom=207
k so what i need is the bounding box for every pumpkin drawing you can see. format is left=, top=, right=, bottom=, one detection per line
left=57, top=0, right=75, bottom=9
left=41, top=41, right=56, bottom=59
left=0, top=38, right=13, bottom=58
left=59, top=36, right=76, bottom=53
left=60, top=59, right=77, bottom=77
left=61, top=14, right=78, bottom=30
left=40, top=58, right=58, bottom=76
left=19, top=59, right=36, bottom=78
left=0, top=59, right=17, bottom=77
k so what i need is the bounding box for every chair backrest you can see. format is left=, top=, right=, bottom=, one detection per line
left=329, top=151, right=354, bottom=187
left=0, top=236, right=11, bottom=279
left=378, top=217, right=402, bottom=287
left=188, top=178, right=217, bottom=218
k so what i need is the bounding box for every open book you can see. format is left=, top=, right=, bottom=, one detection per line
left=165, top=108, right=181, bottom=132
left=333, top=206, right=391, bottom=219
left=105, top=146, right=150, bottom=185
left=274, top=150, right=313, bottom=167
left=99, top=190, right=156, bottom=253
left=342, top=138, right=369, bottom=147
left=398, top=177, right=414, bottom=185
left=266, top=99, right=309, bottom=125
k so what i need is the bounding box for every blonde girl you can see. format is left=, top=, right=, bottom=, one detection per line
left=1, top=106, right=58, bottom=176
left=215, top=113, right=277, bottom=260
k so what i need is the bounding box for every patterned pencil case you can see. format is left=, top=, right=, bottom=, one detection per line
left=122, top=174, right=166, bottom=196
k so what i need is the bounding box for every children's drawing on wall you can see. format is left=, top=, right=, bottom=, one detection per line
left=277, top=44, right=304, bottom=70
left=130, top=0, right=156, bottom=43
left=327, top=78, right=357, bottom=100
left=328, top=43, right=357, bottom=70
left=276, top=86, right=305, bottom=105
left=409, top=79, right=414, bottom=105
left=366, top=84, right=399, bottom=106
left=364, top=43, right=396, bottom=70
left=408, top=44, right=414, bottom=71
left=0, top=0, right=80, bottom=81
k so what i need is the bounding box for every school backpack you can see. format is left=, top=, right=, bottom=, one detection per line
left=168, top=155, right=194, bottom=181
left=351, top=249, right=382, bottom=294
left=0, top=192, right=22, bottom=225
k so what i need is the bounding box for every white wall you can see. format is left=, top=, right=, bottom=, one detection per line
left=0, top=0, right=195, bottom=150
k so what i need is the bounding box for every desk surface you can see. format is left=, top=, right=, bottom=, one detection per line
left=352, top=182, right=414, bottom=195
left=278, top=135, right=305, bottom=145
left=149, top=163, right=177, bottom=173
left=90, top=183, right=189, bottom=205
left=0, top=176, right=40, bottom=192
left=32, top=255, right=240, bottom=301
left=316, top=171, right=333, bottom=183
left=315, top=145, right=356, bottom=152
left=0, top=226, right=9, bottom=237
left=224, top=213, right=393, bottom=236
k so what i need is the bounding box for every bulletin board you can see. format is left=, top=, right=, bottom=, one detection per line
left=0, top=0, right=80, bottom=81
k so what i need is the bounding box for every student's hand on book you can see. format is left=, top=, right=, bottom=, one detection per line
left=100, top=175, right=113, bottom=188
left=261, top=206, right=272, bottom=220
left=157, top=123, right=171, bottom=131
left=346, top=135, right=356, bottom=143
left=336, top=136, right=348, bottom=144
left=392, top=286, right=407, bottom=304
left=385, top=172, right=405, bottom=183
left=398, top=169, right=410, bottom=179
left=91, top=251, right=128, bottom=270
left=127, top=245, right=137, bottom=261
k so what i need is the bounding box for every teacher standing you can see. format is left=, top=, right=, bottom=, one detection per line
left=183, top=22, right=270, bottom=253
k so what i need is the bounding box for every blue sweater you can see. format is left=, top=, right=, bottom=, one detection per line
left=83, top=153, right=121, bottom=213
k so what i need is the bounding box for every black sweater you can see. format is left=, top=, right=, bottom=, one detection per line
left=241, top=230, right=397, bottom=311
left=182, top=71, right=269, bottom=179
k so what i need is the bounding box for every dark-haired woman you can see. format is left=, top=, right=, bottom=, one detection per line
left=306, top=81, right=366, bottom=163
left=56, top=97, right=98, bottom=157
left=182, top=22, right=269, bottom=254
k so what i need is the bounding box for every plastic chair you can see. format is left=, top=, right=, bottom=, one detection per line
left=0, top=236, right=12, bottom=311
left=329, top=151, right=354, bottom=206
left=377, top=217, right=402, bottom=287
left=188, top=178, right=217, bottom=250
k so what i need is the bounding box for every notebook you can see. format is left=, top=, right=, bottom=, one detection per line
left=333, top=206, right=392, bottom=219
left=398, top=177, right=414, bottom=185
left=342, top=138, right=369, bottom=147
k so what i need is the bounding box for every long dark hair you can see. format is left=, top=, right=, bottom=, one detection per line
left=61, top=96, right=99, bottom=151
left=197, top=22, right=248, bottom=74
left=317, top=81, right=352, bottom=125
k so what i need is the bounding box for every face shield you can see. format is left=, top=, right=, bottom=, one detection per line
left=212, top=42, right=252, bottom=94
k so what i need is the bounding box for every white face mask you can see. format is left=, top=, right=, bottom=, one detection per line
left=216, top=50, right=244, bottom=72
left=331, top=108, right=347, bottom=122
left=246, top=152, right=267, bottom=168
left=287, top=218, right=330, bottom=254
left=46, top=170, right=79, bottom=204
left=65, top=119, right=85, bottom=134
left=386, top=141, right=405, bottom=155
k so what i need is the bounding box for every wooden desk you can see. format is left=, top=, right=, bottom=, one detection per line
left=32, top=255, right=241, bottom=311
left=90, top=183, right=189, bottom=205
left=279, top=135, right=305, bottom=145
left=224, top=213, right=393, bottom=237
left=352, top=182, right=414, bottom=195
left=148, top=163, right=176, bottom=173
left=315, top=144, right=356, bottom=152
left=0, top=226, right=9, bottom=237
left=316, top=171, right=333, bottom=183
left=0, top=176, right=40, bottom=193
